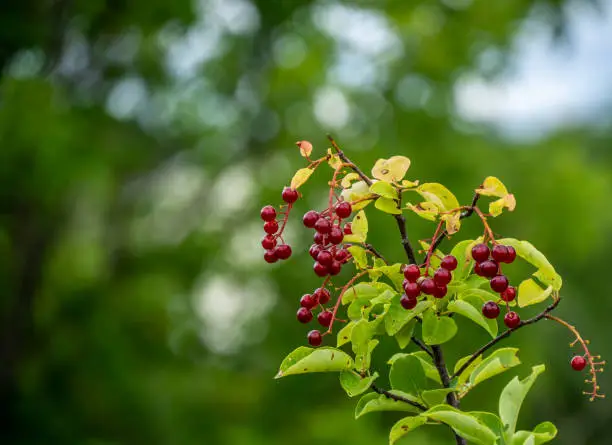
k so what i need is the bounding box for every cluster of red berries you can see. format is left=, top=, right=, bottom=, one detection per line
left=304, top=201, right=353, bottom=277
left=472, top=243, right=521, bottom=328
left=260, top=187, right=299, bottom=263
left=296, top=287, right=333, bottom=346
left=400, top=255, right=458, bottom=309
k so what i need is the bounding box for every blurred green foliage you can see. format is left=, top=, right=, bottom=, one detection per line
left=1, top=0, right=611, bottom=444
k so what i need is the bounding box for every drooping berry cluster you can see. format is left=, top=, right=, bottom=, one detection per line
left=472, top=243, right=520, bottom=328
left=305, top=201, right=352, bottom=277
left=260, top=187, right=299, bottom=263
left=400, top=255, right=458, bottom=309
left=296, top=287, right=334, bottom=346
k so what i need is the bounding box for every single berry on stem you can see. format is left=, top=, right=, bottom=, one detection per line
left=297, top=307, right=313, bottom=323
left=303, top=210, right=319, bottom=228
left=313, top=232, right=327, bottom=245
left=504, top=311, right=521, bottom=328
left=262, top=235, right=277, bottom=250
left=420, top=278, right=436, bottom=295
left=505, top=246, right=517, bottom=263
left=300, top=294, right=317, bottom=309
left=329, top=260, right=342, bottom=276
left=328, top=227, right=344, bottom=245
left=403, top=264, right=421, bottom=282
left=260, top=205, right=276, bottom=221
left=314, top=217, right=331, bottom=234
left=404, top=282, right=420, bottom=298
left=263, top=220, right=279, bottom=234
left=490, top=275, right=509, bottom=293
left=314, top=288, right=330, bottom=304
left=335, top=201, right=352, bottom=219
left=343, top=223, right=352, bottom=235
left=501, top=286, right=516, bottom=302
left=482, top=301, right=500, bottom=319
left=474, top=262, right=483, bottom=276
left=275, top=244, right=292, bottom=260
left=335, top=249, right=349, bottom=263
left=308, top=330, right=323, bottom=347
left=433, top=284, right=448, bottom=299
left=309, top=244, right=322, bottom=260
left=313, top=262, right=328, bottom=277
left=479, top=260, right=499, bottom=278
left=264, top=250, right=278, bottom=263
left=571, top=355, right=587, bottom=371
left=471, top=243, right=490, bottom=263
left=318, top=310, right=333, bottom=327
left=433, top=268, right=452, bottom=286
left=400, top=295, right=417, bottom=310
left=440, top=255, right=458, bottom=271
left=491, top=245, right=509, bottom=263
left=282, top=187, right=299, bottom=203
left=317, top=250, right=333, bottom=266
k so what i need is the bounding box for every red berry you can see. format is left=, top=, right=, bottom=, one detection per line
left=504, top=311, right=521, bottom=328
left=282, top=187, right=299, bottom=203
left=403, top=264, right=420, bottom=282
left=433, top=268, right=452, bottom=286
left=303, top=210, right=319, bottom=228
left=440, top=255, right=458, bottom=271
left=404, top=282, right=420, bottom=298
left=313, top=262, right=328, bottom=277
left=571, top=355, right=587, bottom=371
left=261, top=235, right=277, bottom=250
left=264, top=249, right=278, bottom=263
left=317, top=250, right=333, bottom=266
left=263, top=220, right=279, bottom=234
left=433, top=284, right=448, bottom=299
left=329, top=260, right=342, bottom=276
left=400, top=295, right=417, bottom=310
left=335, top=202, right=352, bottom=218
left=491, top=245, right=509, bottom=263
left=501, top=286, right=516, bottom=302
left=297, top=307, right=313, bottom=323
left=260, top=205, right=276, bottom=221
left=275, top=244, right=292, bottom=260
left=505, top=246, right=517, bottom=263
left=335, top=249, right=349, bottom=263
left=300, top=294, right=317, bottom=309
left=474, top=262, right=483, bottom=276
left=307, top=330, right=323, bottom=347
left=328, top=227, right=344, bottom=244
left=314, top=288, right=330, bottom=304
left=318, top=310, right=333, bottom=327
left=471, top=243, right=490, bottom=262
left=479, top=260, right=499, bottom=278
left=482, top=301, right=500, bottom=319
left=313, top=232, right=327, bottom=245
left=314, top=217, right=331, bottom=234
left=309, top=244, right=322, bottom=260
left=420, top=278, right=436, bottom=295
left=490, top=275, right=509, bottom=293
left=343, top=223, right=352, bottom=235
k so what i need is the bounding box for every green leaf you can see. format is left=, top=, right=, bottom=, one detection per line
left=389, top=416, right=427, bottom=444
left=375, top=196, right=402, bottom=214
left=448, top=298, right=498, bottom=338
left=376, top=262, right=404, bottom=292
left=517, top=279, right=553, bottom=308
left=385, top=297, right=432, bottom=336
left=423, top=405, right=498, bottom=445
left=337, top=321, right=355, bottom=347
left=497, top=238, right=562, bottom=291
left=422, top=310, right=458, bottom=345
left=471, top=412, right=507, bottom=445
left=389, top=351, right=441, bottom=384
left=348, top=293, right=391, bottom=320
left=344, top=210, right=368, bottom=243
left=348, top=245, right=368, bottom=269
left=416, top=183, right=460, bottom=211
left=512, top=422, right=557, bottom=445
left=389, top=355, right=427, bottom=396
left=453, top=355, right=483, bottom=388
left=275, top=347, right=354, bottom=378
left=290, top=167, right=314, bottom=189
left=421, top=388, right=454, bottom=407
left=450, top=239, right=480, bottom=281
left=458, top=287, right=501, bottom=303
left=342, top=282, right=379, bottom=304
left=370, top=181, right=399, bottom=199
left=499, top=365, right=546, bottom=437
left=469, top=348, right=521, bottom=388
left=355, top=392, right=422, bottom=419
left=395, top=319, right=417, bottom=349
left=351, top=319, right=380, bottom=371
left=339, top=371, right=378, bottom=397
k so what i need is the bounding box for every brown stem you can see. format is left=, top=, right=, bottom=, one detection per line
left=370, top=384, right=428, bottom=411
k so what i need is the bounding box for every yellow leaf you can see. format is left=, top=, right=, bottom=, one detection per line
left=406, top=201, right=438, bottom=221
left=416, top=183, right=460, bottom=212
left=442, top=213, right=461, bottom=234
left=341, top=172, right=361, bottom=188
left=477, top=176, right=508, bottom=198
left=375, top=197, right=401, bottom=214
left=401, top=179, right=419, bottom=188
left=327, top=148, right=343, bottom=170
left=489, top=194, right=516, bottom=217
left=340, top=181, right=374, bottom=211
left=290, top=167, right=314, bottom=189
left=517, top=278, right=553, bottom=307
left=295, top=140, right=313, bottom=157
left=371, top=156, right=411, bottom=182
left=343, top=210, right=368, bottom=243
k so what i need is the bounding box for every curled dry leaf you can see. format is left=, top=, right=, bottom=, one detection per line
left=296, top=140, right=313, bottom=158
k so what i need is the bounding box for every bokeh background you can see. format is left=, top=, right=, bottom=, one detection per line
left=2, top=0, right=612, bottom=444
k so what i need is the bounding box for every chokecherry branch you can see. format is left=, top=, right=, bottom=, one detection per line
left=451, top=296, right=561, bottom=380
left=363, top=243, right=389, bottom=264
left=411, top=336, right=434, bottom=359
left=328, top=135, right=418, bottom=265
left=326, top=270, right=369, bottom=335
left=370, top=384, right=427, bottom=411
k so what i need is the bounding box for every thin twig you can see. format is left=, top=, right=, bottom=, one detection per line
left=370, top=384, right=427, bottom=411
left=363, top=243, right=389, bottom=265
left=411, top=336, right=434, bottom=359
left=450, top=297, right=561, bottom=380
